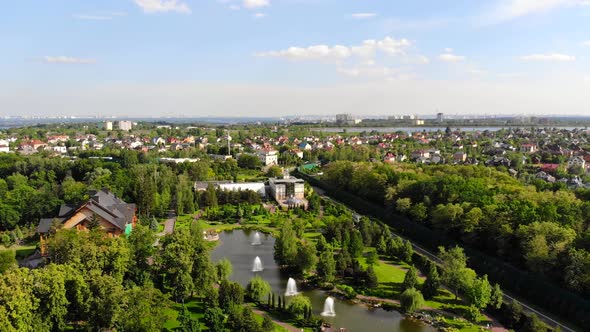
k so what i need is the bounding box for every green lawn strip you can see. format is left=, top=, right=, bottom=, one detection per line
left=1, top=244, right=37, bottom=259
left=162, top=298, right=208, bottom=331
left=358, top=255, right=492, bottom=331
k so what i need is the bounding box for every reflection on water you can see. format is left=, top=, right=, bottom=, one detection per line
left=210, top=229, right=434, bottom=332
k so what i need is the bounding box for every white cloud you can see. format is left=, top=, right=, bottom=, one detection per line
left=134, top=0, right=191, bottom=14
left=256, top=37, right=410, bottom=62
left=520, top=53, right=575, bottom=61
left=255, top=37, right=411, bottom=60
left=243, top=0, right=270, bottom=9
left=73, top=12, right=127, bottom=21
left=229, top=5, right=241, bottom=10
left=351, top=13, right=377, bottom=19
left=337, top=65, right=398, bottom=79
left=73, top=15, right=113, bottom=21
left=253, top=12, right=266, bottom=18
left=582, top=40, right=590, bottom=47
left=488, top=0, right=589, bottom=22
left=42, top=56, right=96, bottom=64
left=439, top=53, right=465, bottom=62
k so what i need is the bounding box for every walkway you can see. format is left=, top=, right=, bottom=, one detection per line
left=157, top=211, right=177, bottom=237
left=251, top=308, right=301, bottom=332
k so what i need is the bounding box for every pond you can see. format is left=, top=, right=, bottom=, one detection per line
left=210, top=229, right=435, bottom=332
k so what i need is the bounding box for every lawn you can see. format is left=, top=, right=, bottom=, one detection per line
left=357, top=255, right=493, bottom=332
left=0, top=244, right=37, bottom=259
left=162, top=298, right=207, bottom=331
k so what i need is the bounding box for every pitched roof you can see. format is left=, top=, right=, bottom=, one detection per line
left=38, top=189, right=135, bottom=233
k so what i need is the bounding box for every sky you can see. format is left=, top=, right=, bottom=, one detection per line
left=1, top=0, right=590, bottom=118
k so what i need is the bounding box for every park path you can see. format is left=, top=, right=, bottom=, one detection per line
left=250, top=308, right=301, bottom=332
left=156, top=211, right=177, bottom=238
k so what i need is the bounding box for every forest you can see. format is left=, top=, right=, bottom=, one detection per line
left=322, top=161, right=590, bottom=298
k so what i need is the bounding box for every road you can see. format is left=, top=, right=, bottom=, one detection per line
left=157, top=211, right=177, bottom=237
left=312, top=185, right=577, bottom=332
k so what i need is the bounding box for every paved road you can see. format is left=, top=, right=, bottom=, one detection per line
left=157, top=211, right=177, bottom=237
left=311, top=186, right=577, bottom=332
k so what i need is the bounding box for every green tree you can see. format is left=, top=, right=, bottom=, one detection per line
left=503, top=300, right=523, bottom=328
left=402, top=266, right=419, bottom=292
left=490, top=283, right=503, bottom=309
left=400, top=240, right=413, bottom=263
left=295, top=241, right=318, bottom=274
left=366, top=265, right=378, bottom=289
left=246, top=275, right=271, bottom=303
left=465, top=274, right=492, bottom=311
left=261, top=315, right=274, bottom=332
left=216, top=258, right=233, bottom=281
left=317, top=250, right=336, bottom=283
left=204, top=183, right=218, bottom=208
left=128, top=224, right=156, bottom=284
left=219, top=280, right=244, bottom=312
left=0, top=268, right=37, bottom=331
left=31, top=264, right=69, bottom=331
left=0, top=250, right=16, bottom=273
left=238, top=154, right=262, bottom=169
left=366, top=248, right=379, bottom=266
left=121, top=284, right=172, bottom=332
left=87, top=274, right=125, bottom=330
left=316, top=234, right=328, bottom=253
left=203, top=307, right=225, bottom=332
left=422, top=264, right=441, bottom=300
left=348, top=230, right=364, bottom=258
left=288, top=295, right=312, bottom=319
left=400, top=288, right=425, bottom=313
left=438, top=246, right=474, bottom=299
left=522, top=313, right=547, bottom=332
left=265, top=165, right=283, bottom=178
left=274, top=220, right=298, bottom=267
left=158, top=229, right=195, bottom=301
left=227, top=306, right=261, bottom=332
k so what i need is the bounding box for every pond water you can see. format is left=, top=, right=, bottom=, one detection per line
left=210, top=229, right=435, bottom=332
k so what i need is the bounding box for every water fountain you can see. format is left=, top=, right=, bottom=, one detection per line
left=252, top=256, right=263, bottom=272
left=251, top=231, right=262, bottom=245
left=321, top=297, right=336, bottom=317
left=285, top=277, right=298, bottom=296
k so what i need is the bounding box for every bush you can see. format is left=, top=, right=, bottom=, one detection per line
left=399, top=288, right=424, bottom=313
left=336, top=284, right=357, bottom=299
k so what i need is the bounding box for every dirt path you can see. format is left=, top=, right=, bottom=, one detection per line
left=251, top=308, right=301, bottom=332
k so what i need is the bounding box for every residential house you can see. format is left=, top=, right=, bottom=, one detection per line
left=258, top=150, right=278, bottom=166
left=567, top=156, right=586, bottom=169
left=37, top=189, right=137, bottom=255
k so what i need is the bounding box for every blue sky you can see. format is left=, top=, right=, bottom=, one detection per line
left=1, top=0, right=589, bottom=118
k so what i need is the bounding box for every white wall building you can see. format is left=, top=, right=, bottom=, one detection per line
left=104, top=121, right=113, bottom=131
left=117, top=121, right=133, bottom=131
left=258, top=150, right=278, bottom=166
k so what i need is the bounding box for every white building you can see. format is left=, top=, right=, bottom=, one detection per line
left=218, top=182, right=266, bottom=197
left=117, top=121, right=133, bottom=131
left=258, top=150, right=278, bottom=166
left=0, top=140, right=10, bottom=153
left=104, top=121, right=113, bottom=131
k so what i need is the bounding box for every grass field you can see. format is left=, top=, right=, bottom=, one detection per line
left=0, top=244, right=37, bottom=259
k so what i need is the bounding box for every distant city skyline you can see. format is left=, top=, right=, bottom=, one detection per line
left=1, top=0, right=589, bottom=117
